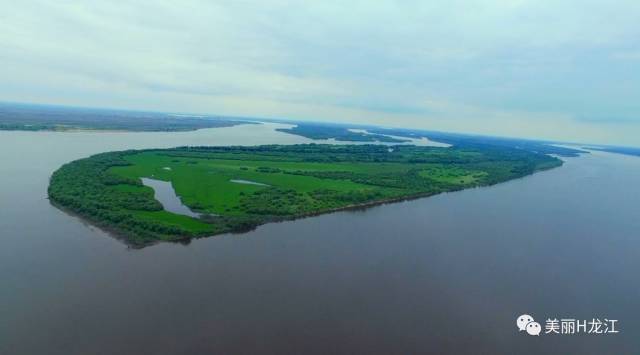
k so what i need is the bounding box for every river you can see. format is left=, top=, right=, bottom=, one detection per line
left=0, top=124, right=638, bottom=354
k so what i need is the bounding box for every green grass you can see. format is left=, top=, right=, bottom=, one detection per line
left=48, top=144, right=562, bottom=246
left=111, top=152, right=387, bottom=215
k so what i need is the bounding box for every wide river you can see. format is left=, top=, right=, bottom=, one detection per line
left=0, top=124, right=638, bottom=354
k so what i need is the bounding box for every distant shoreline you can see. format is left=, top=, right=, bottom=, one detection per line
left=0, top=102, right=255, bottom=133
left=0, top=122, right=254, bottom=133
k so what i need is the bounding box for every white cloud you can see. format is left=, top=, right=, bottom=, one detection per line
left=0, top=0, right=639, bottom=145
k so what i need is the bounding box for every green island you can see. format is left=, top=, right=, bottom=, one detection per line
left=48, top=144, right=562, bottom=247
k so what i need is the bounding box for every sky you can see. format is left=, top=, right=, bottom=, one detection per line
left=1, top=0, right=639, bottom=146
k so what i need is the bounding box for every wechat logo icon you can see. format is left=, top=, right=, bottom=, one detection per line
left=517, top=314, right=541, bottom=336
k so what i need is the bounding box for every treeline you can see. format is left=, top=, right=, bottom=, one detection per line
left=159, top=144, right=550, bottom=165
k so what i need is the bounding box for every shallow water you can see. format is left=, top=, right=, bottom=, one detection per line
left=0, top=124, right=638, bottom=354
left=141, top=178, right=201, bottom=218
left=229, top=179, right=270, bottom=186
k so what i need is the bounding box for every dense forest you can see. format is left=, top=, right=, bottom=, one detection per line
left=49, top=143, right=564, bottom=247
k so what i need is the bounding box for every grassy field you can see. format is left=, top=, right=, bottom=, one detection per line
left=111, top=152, right=404, bottom=216
left=48, top=144, right=563, bottom=246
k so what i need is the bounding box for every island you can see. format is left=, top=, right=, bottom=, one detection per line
left=48, top=144, right=562, bottom=247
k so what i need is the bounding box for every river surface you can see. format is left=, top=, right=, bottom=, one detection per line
left=0, top=124, right=638, bottom=354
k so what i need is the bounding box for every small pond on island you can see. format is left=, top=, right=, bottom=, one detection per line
left=140, top=178, right=201, bottom=218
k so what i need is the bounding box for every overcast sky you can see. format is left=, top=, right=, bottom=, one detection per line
left=1, top=1, right=639, bottom=145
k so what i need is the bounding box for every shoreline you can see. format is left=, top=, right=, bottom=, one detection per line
left=0, top=125, right=244, bottom=134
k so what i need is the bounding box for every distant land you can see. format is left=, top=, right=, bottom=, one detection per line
left=584, top=145, right=640, bottom=157
left=276, top=123, right=409, bottom=143
left=0, top=102, right=253, bottom=132
left=49, top=143, right=565, bottom=247
left=276, top=122, right=586, bottom=157
left=8, top=102, right=640, bottom=159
